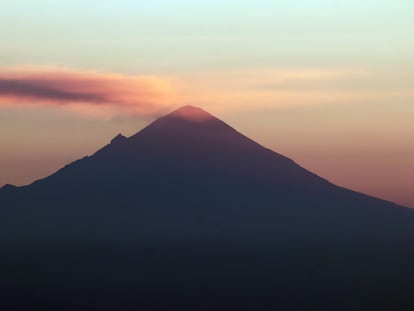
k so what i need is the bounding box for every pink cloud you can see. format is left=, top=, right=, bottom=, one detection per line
left=0, top=67, right=178, bottom=117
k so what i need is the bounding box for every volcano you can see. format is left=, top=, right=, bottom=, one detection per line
left=1, top=105, right=414, bottom=310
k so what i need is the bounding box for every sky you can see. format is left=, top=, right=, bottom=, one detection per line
left=0, top=0, right=413, bottom=207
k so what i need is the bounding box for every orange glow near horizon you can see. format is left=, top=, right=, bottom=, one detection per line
left=0, top=67, right=413, bottom=208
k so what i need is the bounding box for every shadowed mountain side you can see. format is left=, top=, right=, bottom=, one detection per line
left=0, top=105, right=413, bottom=243
left=1, top=106, right=414, bottom=310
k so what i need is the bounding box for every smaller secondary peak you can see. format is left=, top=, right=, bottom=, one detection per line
left=110, top=133, right=127, bottom=144
left=1, top=184, right=17, bottom=191
left=167, top=105, right=214, bottom=122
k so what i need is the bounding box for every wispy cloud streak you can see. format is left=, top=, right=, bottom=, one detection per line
left=0, top=67, right=177, bottom=117
left=0, top=79, right=107, bottom=103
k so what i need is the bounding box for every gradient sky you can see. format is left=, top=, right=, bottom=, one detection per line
left=1, top=0, right=413, bottom=207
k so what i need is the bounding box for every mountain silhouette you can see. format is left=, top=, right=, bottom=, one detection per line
left=1, top=105, right=414, bottom=310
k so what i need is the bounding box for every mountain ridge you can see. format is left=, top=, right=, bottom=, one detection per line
left=0, top=105, right=407, bottom=212
left=2, top=105, right=414, bottom=310
left=1, top=106, right=410, bottom=218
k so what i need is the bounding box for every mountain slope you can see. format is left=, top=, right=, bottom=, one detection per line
left=1, top=105, right=413, bottom=242
left=1, top=105, right=414, bottom=310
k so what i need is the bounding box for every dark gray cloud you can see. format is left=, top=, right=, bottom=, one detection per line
left=0, top=79, right=107, bottom=104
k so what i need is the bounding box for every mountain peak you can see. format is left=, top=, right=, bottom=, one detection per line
left=127, top=104, right=255, bottom=148
left=166, top=105, right=215, bottom=122
left=110, top=133, right=127, bottom=145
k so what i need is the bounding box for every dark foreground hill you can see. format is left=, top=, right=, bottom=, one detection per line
left=1, top=106, right=414, bottom=310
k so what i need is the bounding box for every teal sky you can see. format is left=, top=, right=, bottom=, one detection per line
left=1, top=0, right=413, bottom=207
left=2, top=0, right=413, bottom=71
